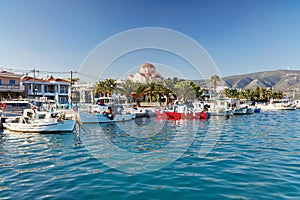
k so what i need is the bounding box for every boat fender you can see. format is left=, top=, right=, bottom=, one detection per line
left=103, top=112, right=114, bottom=120
left=0, top=102, right=6, bottom=110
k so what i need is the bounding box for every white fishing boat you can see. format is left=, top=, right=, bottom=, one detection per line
left=78, top=110, right=135, bottom=124
left=77, top=103, right=135, bottom=124
left=256, top=99, right=296, bottom=111
left=123, top=104, right=157, bottom=118
left=232, top=106, right=254, bottom=115
left=294, top=100, right=300, bottom=109
left=202, top=98, right=232, bottom=117
left=230, top=99, right=254, bottom=115
left=3, top=118, right=76, bottom=133
left=3, top=108, right=76, bottom=133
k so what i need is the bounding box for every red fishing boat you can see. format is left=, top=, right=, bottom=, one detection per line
left=161, top=104, right=208, bottom=120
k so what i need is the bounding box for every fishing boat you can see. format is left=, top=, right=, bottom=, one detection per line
left=78, top=109, right=135, bottom=124
left=256, top=99, right=296, bottom=111
left=232, top=106, right=254, bottom=115
left=78, top=102, right=135, bottom=124
left=4, top=118, right=76, bottom=133
left=3, top=109, right=76, bottom=133
left=253, top=107, right=261, bottom=113
left=164, top=104, right=208, bottom=120
left=200, top=98, right=232, bottom=117
left=124, top=104, right=157, bottom=118
left=294, top=100, right=300, bottom=109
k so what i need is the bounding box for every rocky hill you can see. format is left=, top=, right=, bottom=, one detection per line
left=222, top=70, right=300, bottom=91
left=191, top=69, right=300, bottom=98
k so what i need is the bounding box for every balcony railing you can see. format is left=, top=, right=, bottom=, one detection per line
left=0, top=85, right=24, bottom=92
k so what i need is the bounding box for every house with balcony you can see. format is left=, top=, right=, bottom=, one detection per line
left=21, top=74, right=71, bottom=104
left=0, top=71, right=25, bottom=100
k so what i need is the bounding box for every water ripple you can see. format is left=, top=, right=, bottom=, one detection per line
left=0, top=111, right=300, bottom=199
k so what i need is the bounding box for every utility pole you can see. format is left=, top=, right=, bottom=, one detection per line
left=33, top=68, right=36, bottom=99
left=31, top=68, right=40, bottom=99
left=70, top=71, right=73, bottom=105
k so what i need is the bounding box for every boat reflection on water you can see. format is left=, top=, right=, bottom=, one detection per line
left=96, top=120, right=174, bottom=153
left=134, top=116, right=151, bottom=126
left=75, top=117, right=210, bottom=173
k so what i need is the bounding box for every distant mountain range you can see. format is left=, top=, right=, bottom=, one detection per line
left=222, top=69, right=300, bottom=91
left=192, top=69, right=300, bottom=98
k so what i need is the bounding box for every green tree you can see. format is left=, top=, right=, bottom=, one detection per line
left=272, top=91, right=283, bottom=99
left=94, top=80, right=106, bottom=97
left=252, top=87, right=261, bottom=101
left=143, top=82, right=160, bottom=103
left=104, top=78, right=116, bottom=97
left=115, top=80, right=137, bottom=103
left=175, top=81, right=194, bottom=103
left=94, top=78, right=116, bottom=97
left=190, top=82, right=203, bottom=100
left=224, top=88, right=239, bottom=98
left=135, top=84, right=147, bottom=102
left=210, top=75, right=220, bottom=97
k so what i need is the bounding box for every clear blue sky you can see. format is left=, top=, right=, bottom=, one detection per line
left=1, top=0, right=300, bottom=80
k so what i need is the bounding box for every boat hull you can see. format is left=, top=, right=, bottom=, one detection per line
left=256, top=104, right=296, bottom=111
left=78, top=110, right=135, bottom=124
left=165, top=111, right=208, bottom=120
left=208, top=110, right=232, bottom=117
left=253, top=108, right=261, bottom=113
left=232, top=108, right=254, bottom=115
left=4, top=119, right=76, bottom=133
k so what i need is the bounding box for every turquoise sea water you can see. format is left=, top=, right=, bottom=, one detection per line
left=1, top=110, right=300, bottom=199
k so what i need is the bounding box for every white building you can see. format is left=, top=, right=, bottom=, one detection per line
left=21, top=74, right=70, bottom=104
left=128, top=63, right=164, bottom=83
left=0, top=71, right=25, bottom=99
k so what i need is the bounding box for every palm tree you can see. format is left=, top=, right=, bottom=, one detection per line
left=190, top=82, right=203, bottom=100
left=158, top=78, right=176, bottom=92
left=224, top=88, right=239, bottom=98
left=135, top=83, right=147, bottom=105
left=143, top=82, right=160, bottom=103
left=244, top=89, right=252, bottom=100
left=272, top=91, right=283, bottom=99
left=266, top=89, right=273, bottom=102
left=115, top=80, right=137, bottom=103
left=104, top=78, right=116, bottom=97
left=260, top=88, right=267, bottom=101
left=94, top=78, right=117, bottom=98
left=252, top=87, right=261, bottom=101
left=175, top=81, right=194, bottom=103
left=210, top=75, right=220, bottom=97
left=94, top=80, right=106, bottom=97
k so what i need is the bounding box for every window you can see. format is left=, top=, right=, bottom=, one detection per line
left=9, top=80, right=15, bottom=85
left=60, top=85, right=68, bottom=94
left=0, top=79, right=2, bottom=85
left=45, top=85, right=55, bottom=93
left=34, top=84, right=42, bottom=93
left=59, top=97, right=67, bottom=104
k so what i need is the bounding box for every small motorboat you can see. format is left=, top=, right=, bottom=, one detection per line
left=77, top=104, right=135, bottom=124
left=3, top=117, right=76, bottom=133
left=294, top=100, right=300, bottom=109
left=253, top=107, right=261, bottom=113
left=164, top=104, right=208, bottom=120
left=256, top=99, right=296, bottom=111
left=3, top=108, right=76, bottom=133
left=78, top=110, right=135, bottom=124
left=232, top=106, right=254, bottom=115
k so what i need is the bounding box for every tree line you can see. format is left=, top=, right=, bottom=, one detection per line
left=93, top=78, right=202, bottom=104
left=93, top=76, right=284, bottom=104
left=223, top=87, right=283, bottom=102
